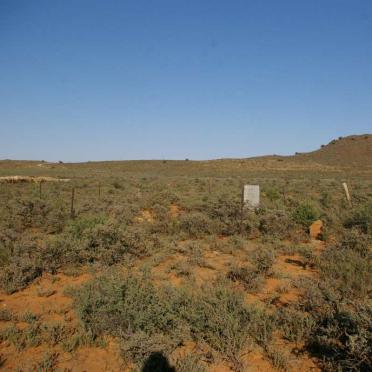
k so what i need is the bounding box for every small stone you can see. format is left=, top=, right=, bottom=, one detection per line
left=310, top=220, right=323, bottom=239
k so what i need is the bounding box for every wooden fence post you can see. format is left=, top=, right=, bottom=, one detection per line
left=70, top=187, right=75, bottom=217
left=342, top=182, right=352, bottom=207
left=240, top=184, right=244, bottom=234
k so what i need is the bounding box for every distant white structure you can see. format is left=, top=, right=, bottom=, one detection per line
left=243, top=185, right=260, bottom=210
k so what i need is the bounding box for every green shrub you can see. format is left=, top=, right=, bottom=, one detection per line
left=72, top=273, right=181, bottom=339
left=298, top=244, right=372, bottom=371
left=0, top=322, right=42, bottom=350
left=319, top=191, right=332, bottom=208
left=205, top=197, right=244, bottom=236
left=277, top=308, right=315, bottom=344
left=62, top=327, right=99, bottom=352
left=227, top=265, right=263, bottom=292
left=252, top=247, right=276, bottom=276
left=42, top=322, right=68, bottom=346
left=72, top=273, right=274, bottom=368
left=344, top=202, right=372, bottom=234
left=308, top=304, right=372, bottom=371
left=179, top=212, right=215, bottom=238
left=318, top=247, right=371, bottom=299
left=0, top=324, right=26, bottom=350
left=36, top=351, right=59, bottom=372
left=72, top=223, right=154, bottom=264
left=173, top=354, right=206, bottom=372
left=40, top=235, right=77, bottom=273
left=20, top=311, right=38, bottom=323
left=259, top=210, right=293, bottom=239
left=44, top=201, right=68, bottom=233
left=184, top=281, right=274, bottom=366
left=292, top=202, right=320, bottom=227
left=266, top=346, right=288, bottom=371
left=340, top=228, right=370, bottom=257
left=0, top=308, right=13, bottom=321
left=0, top=255, right=42, bottom=294
left=121, top=332, right=177, bottom=365
left=297, top=245, right=318, bottom=269
left=171, top=260, right=192, bottom=277
left=264, top=186, right=281, bottom=202
left=67, top=215, right=106, bottom=239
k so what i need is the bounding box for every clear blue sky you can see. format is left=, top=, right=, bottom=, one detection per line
left=1, top=0, right=371, bottom=161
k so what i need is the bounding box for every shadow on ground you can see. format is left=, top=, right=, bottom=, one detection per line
left=141, top=352, right=175, bottom=372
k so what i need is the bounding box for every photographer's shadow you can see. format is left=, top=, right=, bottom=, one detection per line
left=141, top=352, right=175, bottom=372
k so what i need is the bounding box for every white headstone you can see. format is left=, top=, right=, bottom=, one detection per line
left=243, top=185, right=260, bottom=210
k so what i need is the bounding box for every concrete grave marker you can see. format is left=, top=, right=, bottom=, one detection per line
left=243, top=185, right=260, bottom=210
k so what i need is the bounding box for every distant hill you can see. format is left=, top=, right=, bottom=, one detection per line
left=293, top=134, right=372, bottom=167
left=0, top=134, right=371, bottom=178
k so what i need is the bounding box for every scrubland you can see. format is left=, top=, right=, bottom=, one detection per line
left=0, top=142, right=371, bottom=371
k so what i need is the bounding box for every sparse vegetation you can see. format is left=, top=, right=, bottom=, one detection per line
left=0, top=137, right=371, bottom=370
left=292, top=202, right=320, bottom=228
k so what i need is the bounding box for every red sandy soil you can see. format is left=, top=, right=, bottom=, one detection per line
left=0, top=271, right=123, bottom=371
left=1, top=239, right=324, bottom=371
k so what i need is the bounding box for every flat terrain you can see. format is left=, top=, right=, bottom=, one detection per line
left=0, top=135, right=371, bottom=371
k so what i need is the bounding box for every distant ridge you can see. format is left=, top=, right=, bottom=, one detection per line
left=0, top=134, right=371, bottom=175
left=294, top=134, right=372, bottom=167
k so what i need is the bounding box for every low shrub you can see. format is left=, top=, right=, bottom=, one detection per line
left=40, top=236, right=76, bottom=274
left=298, top=246, right=372, bottom=371
left=0, top=322, right=41, bottom=350
left=340, top=228, right=370, bottom=257
left=35, top=352, right=59, bottom=371
left=319, top=191, right=332, bottom=209
left=258, top=210, right=294, bottom=239
left=344, top=201, right=372, bottom=234
left=173, top=354, right=207, bottom=372
left=67, top=215, right=106, bottom=239
left=277, top=308, right=315, bottom=344
left=227, top=265, right=264, bottom=292
left=205, top=197, right=245, bottom=236
left=266, top=346, right=288, bottom=371
left=292, top=202, right=320, bottom=227
left=72, top=273, right=182, bottom=340
left=0, top=308, right=13, bottom=321
left=318, top=247, right=371, bottom=299
left=308, top=303, right=372, bottom=371
left=264, top=186, right=281, bottom=202
left=252, top=247, right=276, bottom=276
left=0, top=255, right=42, bottom=294
left=184, top=281, right=273, bottom=368
left=179, top=212, right=215, bottom=238
left=121, top=332, right=177, bottom=366
left=72, top=273, right=274, bottom=368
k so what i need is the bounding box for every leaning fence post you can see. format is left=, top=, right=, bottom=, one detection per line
left=98, top=182, right=101, bottom=200
left=70, top=187, right=75, bottom=217
left=342, top=182, right=352, bottom=207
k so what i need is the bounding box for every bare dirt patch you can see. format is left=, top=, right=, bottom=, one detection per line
left=0, top=270, right=123, bottom=371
